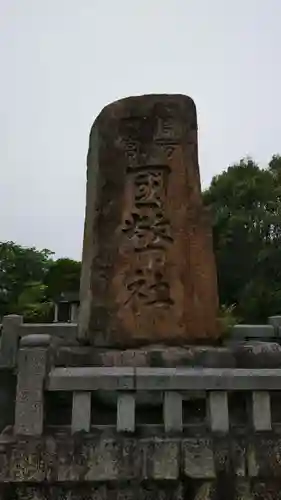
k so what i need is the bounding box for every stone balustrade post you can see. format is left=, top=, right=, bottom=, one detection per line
left=71, top=392, right=92, bottom=433
left=117, top=393, right=136, bottom=433
left=14, top=334, right=51, bottom=436
left=208, top=391, right=229, bottom=433
left=163, top=391, right=183, bottom=433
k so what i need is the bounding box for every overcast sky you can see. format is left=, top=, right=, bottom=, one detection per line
left=0, top=0, right=280, bottom=259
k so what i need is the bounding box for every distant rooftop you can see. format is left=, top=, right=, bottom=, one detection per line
left=55, top=291, right=79, bottom=303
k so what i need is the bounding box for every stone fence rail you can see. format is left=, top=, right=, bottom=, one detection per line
left=0, top=315, right=281, bottom=440
left=13, top=333, right=281, bottom=437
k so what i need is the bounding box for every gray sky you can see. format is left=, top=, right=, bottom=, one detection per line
left=1, top=0, right=281, bottom=259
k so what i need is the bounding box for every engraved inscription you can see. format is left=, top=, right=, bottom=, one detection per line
left=124, top=251, right=173, bottom=307
left=125, top=267, right=173, bottom=306
left=156, top=116, right=175, bottom=138
left=122, top=166, right=173, bottom=253
left=119, top=116, right=178, bottom=308
left=122, top=137, right=139, bottom=164
left=122, top=210, right=173, bottom=252
left=134, top=169, right=167, bottom=207
left=122, top=167, right=174, bottom=307
left=154, top=117, right=181, bottom=159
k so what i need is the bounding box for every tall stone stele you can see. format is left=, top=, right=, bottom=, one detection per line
left=78, top=94, right=220, bottom=346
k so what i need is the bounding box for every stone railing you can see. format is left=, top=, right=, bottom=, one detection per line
left=1, top=319, right=281, bottom=498
left=13, top=332, right=281, bottom=437
left=0, top=314, right=280, bottom=438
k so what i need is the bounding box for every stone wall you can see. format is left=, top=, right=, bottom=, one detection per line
left=0, top=433, right=281, bottom=499
left=1, top=316, right=281, bottom=498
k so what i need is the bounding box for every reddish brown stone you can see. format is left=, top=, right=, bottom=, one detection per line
left=78, top=94, right=220, bottom=346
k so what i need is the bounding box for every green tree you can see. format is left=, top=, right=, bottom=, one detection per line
left=15, top=281, right=53, bottom=323
left=0, top=242, right=53, bottom=319
left=204, top=156, right=281, bottom=322
left=44, top=258, right=81, bottom=300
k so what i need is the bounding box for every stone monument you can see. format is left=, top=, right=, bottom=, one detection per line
left=78, top=94, right=220, bottom=346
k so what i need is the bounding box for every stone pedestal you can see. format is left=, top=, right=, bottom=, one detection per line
left=78, top=94, right=219, bottom=347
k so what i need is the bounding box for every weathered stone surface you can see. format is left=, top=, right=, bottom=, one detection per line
left=15, top=337, right=50, bottom=436
left=212, top=437, right=246, bottom=478
left=2, top=434, right=281, bottom=498
left=230, top=324, right=275, bottom=341
left=9, top=439, right=47, bottom=482
left=55, top=344, right=235, bottom=369
left=78, top=94, right=219, bottom=347
left=182, top=438, right=215, bottom=479
left=6, top=484, right=185, bottom=500
left=247, top=437, right=281, bottom=478
left=142, top=439, right=179, bottom=479
left=233, top=341, right=281, bottom=368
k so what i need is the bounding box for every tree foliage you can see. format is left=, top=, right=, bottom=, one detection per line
left=203, top=155, right=281, bottom=323
left=0, top=242, right=53, bottom=319
left=0, top=242, right=81, bottom=322
left=44, top=258, right=81, bottom=300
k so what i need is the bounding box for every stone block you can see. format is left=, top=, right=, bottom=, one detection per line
left=57, top=437, right=143, bottom=483
left=83, top=440, right=120, bottom=481
left=230, top=324, right=275, bottom=340
left=142, top=438, right=179, bottom=480
left=182, top=438, right=215, bottom=478
left=56, top=345, right=236, bottom=369
left=78, top=94, right=219, bottom=347
left=232, top=341, right=281, bottom=368
left=10, top=440, right=46, bottom=482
